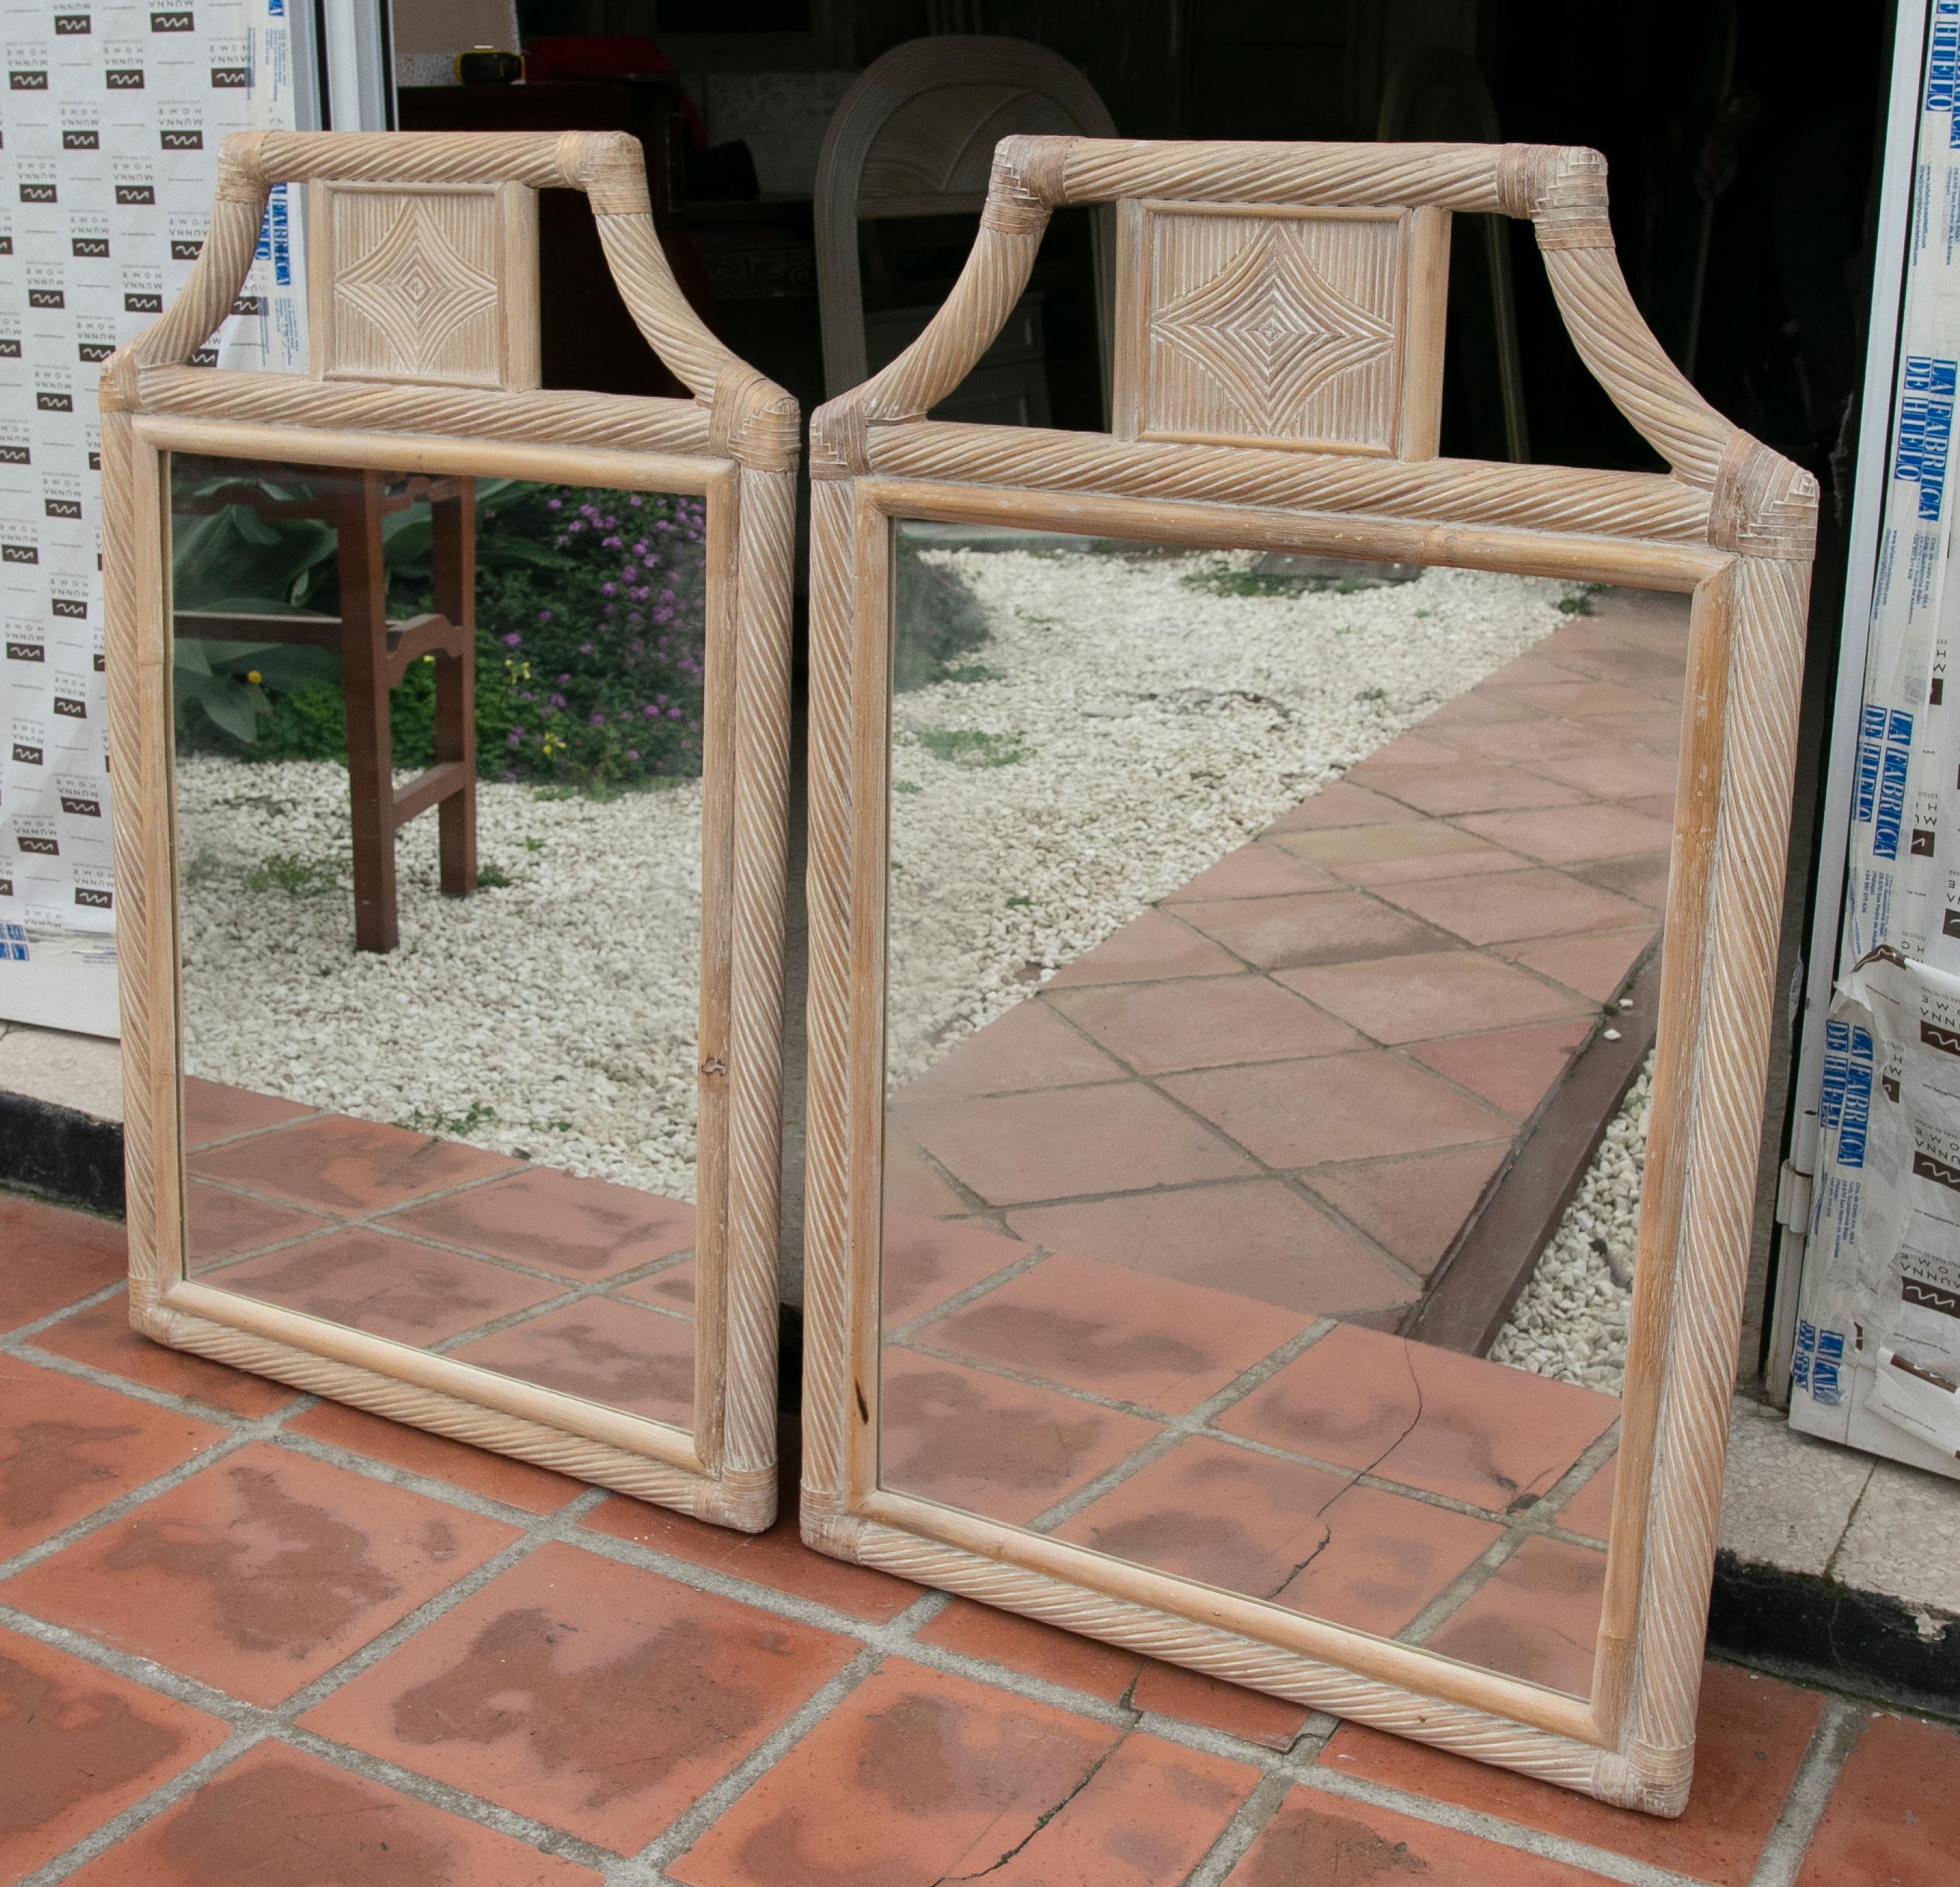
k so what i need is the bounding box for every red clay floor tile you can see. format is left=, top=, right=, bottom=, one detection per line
left=27, top=1288, right=298, bottom=1417
left=60, top=1740, right=603, bottom=1886
left=0, top=1625, right=230, bottom=1882
left=1422, top=1534, right=1607, bottom=1696
left=1216, top=1324, right=1619, bottom=1512
left=911, top=1251, right=1308, bottom=1412
left=671, top=1659, right=1258, bottom=1887
left=1302, top=1144, right=1510, bottom=1277
left=446, top=1297, right=694, bottom=1428
left=1160, top=839, right=1343, bottom=900
left=1373, top=869, right=1653, bottom=946
left=582, top=1422, right=923, bottom=1625
left=883, top=1139, right=972, bottom=1217
left=894, top=996, right=1128, bottom=1103
left=4, top=1441, right=520, bottom=1705
left=1795, top=1708, right=1960, bottom=1887
left=0, top=1354, right=226, bottom=1561
left=1223, top=1785, right=1617, bottom=1887
left=1277, top=951, right=1595, bottom=1045
left=181, top=1076, right=314, bottom=1148
left=384, top=1167, right=696, bottom=1280
left=1500, top=679, right=1669, bottom=719
left=1128, top=1660, right=1311, bottom=1750
left=206, top=1228, right=567, bottom=1347
left=901, top=1081, right=1257, bottom=1207
left=189, top=1112, right=519, bottom=1216
left=1048, top=973, right=1360, bottom=1074
left=0, top=1194, right=127, bottom=1331
left=1043, top=908, right=1244, bottom=987
left=914, top=1595, right=1142, bottom=1701
left=877, top=1348, right=1160, bottom=1526
left=1056, top=1435, right=1500, bottom=1637
left=1409, top=1018, right=1596, bottom=1120
left=1496, top=927, right=1657, bottom=1002
left=184, top=1180, right=334, bottom=1267
left=1007, top=1179, right=1418, bottom=1317
left=1321, top=1660, right=1823, bottom=1887
left=299, top=1539, right=857, bottom=1857
left=879, top=1212, right=1036, bottom=1327
left=1162, top=1051, right=1510, bottom=1169
left=284, top=1399, right=588, bottom=1516
left=1175, top=890, right=1453, bottom=972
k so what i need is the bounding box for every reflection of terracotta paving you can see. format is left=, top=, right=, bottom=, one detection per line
left=1160, top=1050, right=1510, bottom=1168
left=181, top=1074, right=313, bottom=1148
left=911, top=1252, right=1309, bottom=1412
left=1556, top=1453, right=1617, bottom=1542
left=1057, top=1435, right=1500, bottom=1636
left=867, top=600, right=1682, bottom=1688
left=877, top=1349, right=1159, bottom=1526
left=190, top=1112, right=519, bottom=1215
left=1008, top=1179, right=1416, bottom=1315
left=209, top=1227, right=567, bottom=1346
left=185, top=1180, right=332, bottom=1265
left=1216, top=1324, right=1618, bottom=1513
left=1424, top=1535, right=1608, bottom=1696
left=447, top=1297, right=695, bottom=1427
left=383, top=1166, right=696, bottom=1279
left=612, top=1256, right=697, bottom=1314
left=8, top=1189, right=1928, bottom=1878
left=1050, top=972, right=1359, bottom=1073
left=901, top=1081, right=1256, bottom=1206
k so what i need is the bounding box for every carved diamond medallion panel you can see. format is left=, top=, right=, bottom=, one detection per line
left=1123, top=204, right=1424, bottom=457
left=311, top=181, right=539, bottom=390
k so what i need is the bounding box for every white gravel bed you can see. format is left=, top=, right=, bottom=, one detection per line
left=176, top=754, right=702, bottom=1199
left=887, top=548, right=1579, bottom=1085
left=1490, top=1052, right=1653, bottom=1395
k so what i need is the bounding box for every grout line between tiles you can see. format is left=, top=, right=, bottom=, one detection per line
left=1744, top=1691, right=1864, bottom=1887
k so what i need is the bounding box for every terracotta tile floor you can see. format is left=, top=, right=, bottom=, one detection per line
left=4, top=1189, right=1952, bottom=1884
left=870, top=594, right=1685, bottom=1699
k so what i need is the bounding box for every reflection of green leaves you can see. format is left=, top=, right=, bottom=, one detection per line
left=475, top=864, right=512, bottom=888
left=395, top=1100, right=497, bottom=1136
left=915, top=728, right=1028, bottom=767
left=1181, top=565, right=1374, bottom=598
left=893, top=536, right=990, bottom=691
left=1558, top=584, right=1606, bottom=616
left=242, top=851, right=341, bottom=897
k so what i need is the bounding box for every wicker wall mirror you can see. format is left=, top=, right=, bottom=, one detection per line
left=800, top=136, right=1815, bottom=1809
left=104, top=131, right=796, bottom=1529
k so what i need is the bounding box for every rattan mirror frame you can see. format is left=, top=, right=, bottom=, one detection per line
left=102, top=130, right=797, bottom=1530
left=798, top=134, right=1816, bottom=1809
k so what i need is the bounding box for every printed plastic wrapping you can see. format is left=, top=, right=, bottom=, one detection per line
left=0, top=0, right=304, bottom=1035
left=1794, top=2, right=1960, bottom=1475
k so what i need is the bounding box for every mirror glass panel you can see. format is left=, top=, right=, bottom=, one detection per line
left=169, top=453, right=708, bottom=1433
left=878, top=519, right=1687, bottom=1699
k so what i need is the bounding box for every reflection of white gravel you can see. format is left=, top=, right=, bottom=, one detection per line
left=176, top=755, right=701, bottom=1198
left=1491, top=1053, right=1652, bottom=1394
left=888, top=549, right=1575, bottom=1084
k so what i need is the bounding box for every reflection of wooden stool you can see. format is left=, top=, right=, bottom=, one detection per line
left=174, top=468, right=478, bottom=954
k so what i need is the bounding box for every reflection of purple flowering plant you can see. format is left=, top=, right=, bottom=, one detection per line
left=473, top=485, right=708, bottom=786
